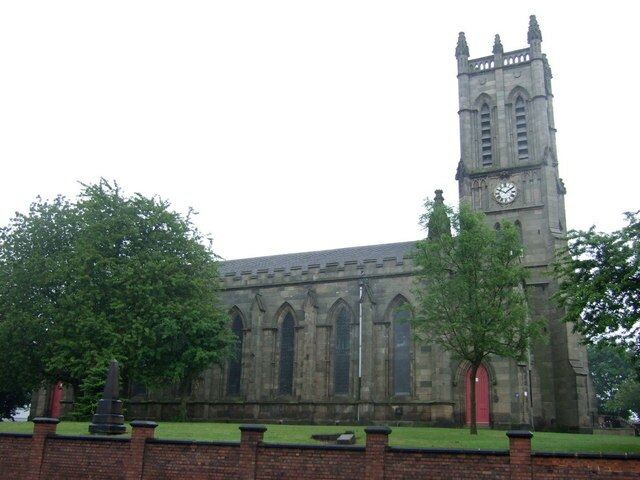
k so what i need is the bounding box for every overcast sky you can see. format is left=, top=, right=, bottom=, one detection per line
left=1, top=2, right=637, bottom=260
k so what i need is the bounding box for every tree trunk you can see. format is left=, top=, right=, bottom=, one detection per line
left=469, top=363, right=479, bottom=435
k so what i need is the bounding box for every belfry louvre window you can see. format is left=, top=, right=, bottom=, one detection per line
left=227, top=314, right=243, bottom=396
left=393, top=308, right=411, bottom=395
left=480, top=103, right=493, bottom=166
left=515, top=96, right=529, bottom=160
left=279, top=312, right=295, bottom=395
left=334, top=307, right=351, bottom=395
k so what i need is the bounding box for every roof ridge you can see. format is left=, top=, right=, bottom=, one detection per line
left=220, top=240, right=418, bottom=263
left=218, top=240, right=418, bottom=276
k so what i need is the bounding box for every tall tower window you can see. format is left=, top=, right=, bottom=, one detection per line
left=515, top=96, right=529, bottom=160
left=334, top=306, right=351, bottom=395
left=480, top=103, right=493, bottom=166
left=279, top=312, right=295, bottom=395
left=227, top=313, right=243, bottom=396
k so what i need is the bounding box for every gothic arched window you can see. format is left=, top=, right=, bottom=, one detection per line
left=480, top=103, right=493, bottom=166
left=227, top=313, right=243, bottom=396
left=393, top=305, right=411, bottom=396
left=334, top=306, right=351, bottom=395
left=515, top=96, right=529, bottom=160
left=278, top=312, right=295, bottom=395
left=514, top=220, right=524, bottom=245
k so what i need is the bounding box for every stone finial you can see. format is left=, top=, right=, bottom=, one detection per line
left=455, top=32, right=469, bottom=57
left=542, top=54, right=553, bottom=93
left=428, top=190, right=451, bottom=240
left=492, top=34, right=503, bottom=55
left=88, top=359, right=126, bottom=435
left=542, top=55, right=553, bottom=77
left=455, top=159, right=466, bottom=181
left=527, top=15, right=542, bottom=44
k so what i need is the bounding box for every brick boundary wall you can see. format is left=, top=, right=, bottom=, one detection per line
left=1, top=418, right=639, bottom=479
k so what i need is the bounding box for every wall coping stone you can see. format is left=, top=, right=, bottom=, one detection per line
left=261, top=443, right=365, bottom=452
left=506, top=430, right=533, bottom=439
left=389, top=446, right=509, bottom=456
left=533, top=451, right=640, bottom=460
left=239, top=424, right=267, bottom=433
left=147, top=438, right=239, bottom=447
left=32, top=417, right=60, bottom=425
left=365, top=426, right=392, bottom=435
left=130, top=420, right=158, bottom=429
left=50, top=434, right=130, bottom=442
left=0, top=432, right=32, bottom=438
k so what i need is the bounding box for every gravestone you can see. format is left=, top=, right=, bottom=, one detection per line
left=88, top=360, right=126, bottom=434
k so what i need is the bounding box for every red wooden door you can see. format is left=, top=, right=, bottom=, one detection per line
left=465, top=365, right=489, bottom=424
left=49, top=381, right=64, bottom=418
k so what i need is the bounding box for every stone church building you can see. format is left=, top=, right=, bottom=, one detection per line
left=132, top=15, right=592, bottom=431
left=40, top=17, right=595, bottom=431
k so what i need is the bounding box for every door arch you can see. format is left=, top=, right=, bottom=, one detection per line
left=465, top=364, right=490, bottom=425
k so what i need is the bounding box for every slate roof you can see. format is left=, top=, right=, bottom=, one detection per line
left=219, top=240, right=417, bottom=276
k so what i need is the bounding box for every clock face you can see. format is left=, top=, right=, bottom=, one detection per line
left=494, top=182, right=517, bottom=204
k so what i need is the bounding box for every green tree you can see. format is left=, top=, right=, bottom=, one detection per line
left=0, top=195, right=73, bottom=418
left=412, top=191, right=543, bottom=434
left=588, top=345, right=640, bottom=420
left=0, top=322, right=36, bottom=419
left=605, top=377, right=640, bottom=421
left=0, top=180, right=234, bottom=416
left=554, top=212, right=639, bottom=363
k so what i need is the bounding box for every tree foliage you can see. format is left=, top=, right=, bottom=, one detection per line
left=412, top=193, right=543, bottom=434
left=588, top=345, right=640, bottom=420
left=554, top=212, right=640, bottom=362
left=605, top=377, right=640, bottom=421
left=0, top=180, right=234, bottom=416
left=0, top=322, right=34, bottom=419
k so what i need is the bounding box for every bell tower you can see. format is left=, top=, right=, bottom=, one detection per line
left=454, top=16, right=593, bottom=431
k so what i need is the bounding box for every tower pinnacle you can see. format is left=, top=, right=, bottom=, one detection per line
left=455, top=32, right=469, bottom=57
left=427, top=190, right=451, bottom=240
left=492, top=34, right=503, bottom=55
left=527, top=15, right=542, bottom=44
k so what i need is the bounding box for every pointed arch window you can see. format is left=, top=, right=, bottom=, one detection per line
left=480, top=103, right=493, bottom=166
left=471, top=180, right=481, bottom=210
left=515, top=96, right=529, bottom=160
left=514, top=220, right=524, bottom=245
left=227, top=313, right=243, bottom=396
left=494, top=222, right=503, bottom=239
left=393, top=306, right=411, bottom=396
left=334, top=306, right=351, bottom=395
left=278, top=312, right=295, bottom=395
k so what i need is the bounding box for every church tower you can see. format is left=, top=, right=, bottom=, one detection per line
left=454, top=16, right=593, bottom=431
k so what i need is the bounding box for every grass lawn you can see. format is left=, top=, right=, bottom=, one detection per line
left=1, top=421, right=638, bottom=454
